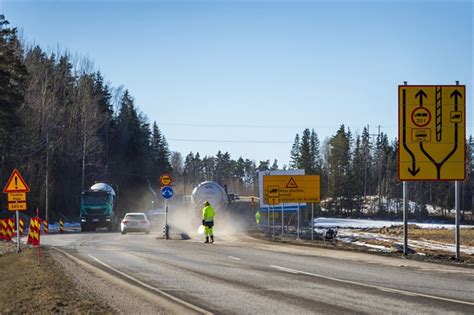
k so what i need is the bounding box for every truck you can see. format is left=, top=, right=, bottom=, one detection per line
left=80, top=182, right=118, bottom=232
left=191, top=181, right=229, bottom=210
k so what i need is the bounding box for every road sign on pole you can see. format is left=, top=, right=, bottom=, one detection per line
left=398, top=85, right=466, bottom=180
left=160, top=186, right=174, bottom=199
left=159, top=174, right=172, bottom=186
left=8, top=202, right=27, bottom=211
left=263, top=175, right=320, bottom=204
left=160, top=185, right=173, bottom=240
left=3, top=169, right=30, bottom=193
left=3, top=169, right=30, bottom=254
left=7, top=193, right=26, bottom=202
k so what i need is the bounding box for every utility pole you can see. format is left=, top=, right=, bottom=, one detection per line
left=45, top=131, right=49, bottom=222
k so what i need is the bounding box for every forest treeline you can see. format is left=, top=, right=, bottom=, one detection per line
left=1, top=15, right=473, bottom=221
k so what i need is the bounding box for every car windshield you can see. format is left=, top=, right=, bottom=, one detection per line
left=83, top=193, right=109, bottom=205
left=125, top=214, right=146, bottom=220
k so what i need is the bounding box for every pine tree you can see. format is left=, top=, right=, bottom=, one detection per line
left=270, top=159, right=279, bottom=170
left=328, top=125, right=352, bottom=214
left=310, top=129, right=322, bottom=174
left=299, top=128, right=312, bottom=173
left=150, top=121, right=171, bottom=179
left=0, top=15, right=26, bottom=169
left=290, top=134, right=301, bottom=169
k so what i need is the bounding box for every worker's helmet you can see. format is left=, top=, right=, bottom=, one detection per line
left=204, top=201, right=210, bottom=206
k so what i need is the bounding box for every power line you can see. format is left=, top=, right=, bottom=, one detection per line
left=167, top=138, right=292, bottom=144
left=158, top=122, right=397, bottom=130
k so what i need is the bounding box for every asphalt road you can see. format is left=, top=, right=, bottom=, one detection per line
left=42, top=227, right=474, bottom=314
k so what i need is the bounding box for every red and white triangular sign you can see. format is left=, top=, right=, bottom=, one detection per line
left=3, top=169, right=30, bottom=193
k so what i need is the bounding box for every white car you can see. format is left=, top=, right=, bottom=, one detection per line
left=120, top=212, right=150, bottom=234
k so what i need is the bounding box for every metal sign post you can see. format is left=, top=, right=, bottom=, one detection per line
left=281, top=204, right=284, bottom=236
left=297, top=202, right=300, bottom=239
left=455, top=181, right=460, bottom=259
left=160, top=185, right=173, bottom=240
left=16, top=211, right=20, bottom=253
left=403, top=182, right=408, bottom=255
left=311, top=203, right=314, bottom=241
left=267, top=209, right=269, bottom=234
left=164, top=199, right=169, bottom=239
left=272, top=205, right=275, bottom=239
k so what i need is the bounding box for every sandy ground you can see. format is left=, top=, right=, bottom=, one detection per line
left=0, top=243, right=114, bottom=314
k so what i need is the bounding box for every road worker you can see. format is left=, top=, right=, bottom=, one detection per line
left=202, top=201, right=215, bottom=243
left=255, top=210, right=261, bottom=225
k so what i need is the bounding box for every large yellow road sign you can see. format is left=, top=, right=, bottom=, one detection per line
left=398, top=85, right=465, bottom=181
left=263, top=175, right=320, bottom=203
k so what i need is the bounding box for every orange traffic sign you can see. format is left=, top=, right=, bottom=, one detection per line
left=3, top=169, right=30, bottom=193
left=8, top=192, right=26, bottom=202
left=8, top=202, right=27, bottom=211
left=398, top=85, right=466, bottom=180
left=160, top=174, right=172, bottom=186
left=263, top=175, right=320, bottom=203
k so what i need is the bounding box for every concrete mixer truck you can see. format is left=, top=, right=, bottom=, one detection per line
left=191, top=181, right=229, bottom=210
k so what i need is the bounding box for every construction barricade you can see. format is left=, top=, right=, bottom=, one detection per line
left=19, top=218, right=24, bottom=236
left=43, top=219, right=48, bottom=235
left=59, top=219, right=64, bottom=233
left=6, top=218, right=14, bottom=241
left=27, top=217, right=41, bottom=246
left=0, top=219, right=7, bottom=241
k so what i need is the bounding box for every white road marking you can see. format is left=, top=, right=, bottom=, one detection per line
left=269, top=265, right=474, bottom=306
left=88, top=254, right=212, bottom=314
left=228, top=256, right=241, bottom=261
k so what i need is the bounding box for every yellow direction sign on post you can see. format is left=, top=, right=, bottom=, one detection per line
left=3, top=169, right=30, bottom=193
left=8, top=193, right=26, bottom=202
left=398, top=85, right=466, bottom=181
left=8, top=202, right=27, bottom=211
left=263, top=175, right=320, bottom=204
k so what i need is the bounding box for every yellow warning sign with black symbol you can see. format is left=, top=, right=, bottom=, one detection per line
left=263, top=175, right=320, bottom=204
left=398, top=85, right=465, bottom=181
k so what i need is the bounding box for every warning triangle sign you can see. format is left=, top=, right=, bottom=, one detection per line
left=285, top=177, right=298, bottom=188
left=3, top=169, right=30, bottom=193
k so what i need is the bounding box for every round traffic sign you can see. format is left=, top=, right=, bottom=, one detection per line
left=160, top=186, right=174, bottom=199
left=411, top=107, right=431, bottom=127
left=160, top=174, right=172, bottom=186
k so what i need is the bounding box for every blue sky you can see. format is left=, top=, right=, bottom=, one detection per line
left=2, top=0, right=472, bottom=167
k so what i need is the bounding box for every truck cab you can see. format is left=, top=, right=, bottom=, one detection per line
left=80, top=183, right=117, bottom=232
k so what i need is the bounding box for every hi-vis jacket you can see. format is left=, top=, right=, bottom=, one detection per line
left=202, top=205, right=215, bottom=222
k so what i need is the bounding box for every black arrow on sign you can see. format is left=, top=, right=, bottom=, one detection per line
left=415, top=89, right=427, bottom=106
left=450, top=89, right=462, bottom=110
left=408, top=162, right=420, bottom=176
left=402, top=89, right=420, bottom=177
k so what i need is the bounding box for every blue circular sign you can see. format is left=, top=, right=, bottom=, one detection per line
left=160, top=186, right=174, bottom=199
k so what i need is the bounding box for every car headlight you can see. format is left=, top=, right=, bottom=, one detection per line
left=81, top=218, right=86, bottom=222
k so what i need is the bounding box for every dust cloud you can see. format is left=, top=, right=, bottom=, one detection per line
left=150, top=202, right=251, bottom=239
